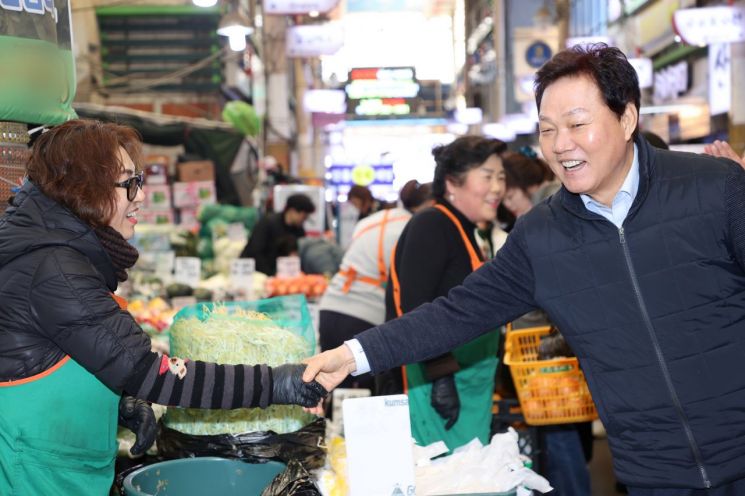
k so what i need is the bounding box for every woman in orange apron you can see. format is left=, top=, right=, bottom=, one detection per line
left=385, top=136, right=508, bottom=452
left=319, top=181, right=433, bottom=392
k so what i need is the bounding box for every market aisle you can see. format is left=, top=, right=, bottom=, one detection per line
left=589, top=437, right=626, bottom=496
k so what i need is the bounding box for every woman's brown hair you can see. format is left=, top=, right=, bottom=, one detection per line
left=26, top=119, right=143, bottom=227
left=502, top=151, right=553, bottom=193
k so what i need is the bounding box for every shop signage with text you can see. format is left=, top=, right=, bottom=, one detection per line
left=673, top=6, right=745, bottom=46
left=344, top=67, right=419, bottom=118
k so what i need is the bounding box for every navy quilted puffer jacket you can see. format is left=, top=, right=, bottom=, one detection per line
left=356, top=136, right=745, bottom=489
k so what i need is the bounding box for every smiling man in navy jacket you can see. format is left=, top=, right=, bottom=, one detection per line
left=304, top=44, right=745, bottom=496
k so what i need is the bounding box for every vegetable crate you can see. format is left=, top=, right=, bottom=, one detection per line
left=504, top=326, right=597, bottom=426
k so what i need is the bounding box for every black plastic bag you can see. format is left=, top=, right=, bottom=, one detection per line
left=261, top=459, right=321, bottom=496
left=156, top=417, right=326, bottom=469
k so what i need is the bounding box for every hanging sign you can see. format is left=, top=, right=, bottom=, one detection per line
left=709, top=43, right=731, bottom=116
left=512, top=26, right=560, bottom=103
left=0, top=0, right=76, bottom=124
left=286, top=23, right=344, bottom=58
left=327, top=163, right=394, bottom=188
left=264, top=0, right=339, bottom=15
left=525, top=40, right=552, bottom=69
left=628, top=57, right=653, bottom=89
left=344, top=67, right=419, bottom=118
left=673, top=6, right=745, bottom=46
left=304, top=89, right=346, bottom=114
left=653, top=60, right=688, bottom=104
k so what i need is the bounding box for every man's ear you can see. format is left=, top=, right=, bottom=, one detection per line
left=621, top=102, right=638, bottom=141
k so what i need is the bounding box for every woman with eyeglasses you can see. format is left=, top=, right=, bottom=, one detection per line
left=0, top=119, right=326, bottom=495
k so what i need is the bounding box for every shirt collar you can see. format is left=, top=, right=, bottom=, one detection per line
left=580, top=143, right=639, bottom=210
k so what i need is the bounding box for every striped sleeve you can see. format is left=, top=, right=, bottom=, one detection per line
left=123, top=352, right=272, bottom=409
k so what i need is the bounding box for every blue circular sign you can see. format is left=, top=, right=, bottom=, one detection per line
left=526, top=41, right=552, bottom=69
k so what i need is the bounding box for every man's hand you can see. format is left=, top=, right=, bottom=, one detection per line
left=118, top=396, right=157, bottom=457
left=271, top=364, right=328, bottom=407
left=703, top=140, right=745, bottom=170
left=431, top=375, right=460, bottom=430
left=302, top=344, right=357, bottom=393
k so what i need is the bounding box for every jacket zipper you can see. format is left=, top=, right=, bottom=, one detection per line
left=618, top=227, right=711, bottom=488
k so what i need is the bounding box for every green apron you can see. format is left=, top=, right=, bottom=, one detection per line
left=405, top=331, right=499, bottom=452
left=0, top=356, right=120, bottom=495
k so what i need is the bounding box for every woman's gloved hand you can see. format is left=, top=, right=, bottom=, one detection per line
left=431, top=375, right=460, bottom=430
left=271, top=364, right=328, bottom=407
left=118, top=396, right=157, bottom=456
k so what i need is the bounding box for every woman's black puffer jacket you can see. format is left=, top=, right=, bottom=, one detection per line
left=0, top=182, right=151, bottom=390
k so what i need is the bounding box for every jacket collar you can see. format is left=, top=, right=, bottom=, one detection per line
left=556, top=134, right=653, bottom=222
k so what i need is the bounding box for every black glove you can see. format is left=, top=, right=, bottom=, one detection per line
left=271, top=364, right=328, bottom=407
left=118, top=396, right=157, bottom=456
left=431, top=374, right=460, bottom=430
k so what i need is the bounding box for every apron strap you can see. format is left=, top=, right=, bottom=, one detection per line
left=337, top=210, right=408, bottom=294
left=433, top=204, right=484, bottom=271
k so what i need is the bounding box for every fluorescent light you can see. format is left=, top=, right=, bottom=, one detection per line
left=217, top=11, right=254, bottom=38
left=228, top=32, right=247, bottom=51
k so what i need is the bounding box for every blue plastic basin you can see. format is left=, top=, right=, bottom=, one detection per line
left=123, top=457, right=286, bottom=496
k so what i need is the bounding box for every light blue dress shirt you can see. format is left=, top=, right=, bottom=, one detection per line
left=579, top=144, right=639, bottom=228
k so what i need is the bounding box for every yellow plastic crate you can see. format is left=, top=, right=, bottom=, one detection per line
left=504, top=326, right=598, bottom=425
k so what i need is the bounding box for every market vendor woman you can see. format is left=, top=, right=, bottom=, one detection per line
left=0, top=119, right=327, bottom=495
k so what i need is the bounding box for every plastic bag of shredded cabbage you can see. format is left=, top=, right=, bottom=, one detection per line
left=164, top=295, right=315, bottom=435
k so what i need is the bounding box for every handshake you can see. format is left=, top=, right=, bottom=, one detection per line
left=272, top=363, right=329, bottom=408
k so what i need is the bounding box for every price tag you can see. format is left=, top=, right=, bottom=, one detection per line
left=227, top=222, right=247, bottom=242
left=171, top=296, right=197, bottom=311
left=173, top=256, right=201, bottom=287
left=230, top=258, right=255, bottom=299
left=276, top=256, right=301, bottom=279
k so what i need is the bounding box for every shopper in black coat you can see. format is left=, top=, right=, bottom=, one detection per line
left=240, top=193, right=316, bottom=275
left=304, top=44, right=745, bottom=495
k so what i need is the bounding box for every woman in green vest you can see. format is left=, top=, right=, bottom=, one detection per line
left=0, top=119, right=326, bottom=495
left=384, top=136, right=508, bottom=452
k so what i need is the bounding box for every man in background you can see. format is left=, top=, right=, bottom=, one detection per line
left=240, top=193, right=315, bottom=275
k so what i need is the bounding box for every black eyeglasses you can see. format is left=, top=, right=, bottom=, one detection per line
left=114, top=172, right=144, bottom=201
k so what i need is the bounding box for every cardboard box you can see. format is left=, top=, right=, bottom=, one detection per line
left=178, top=160, right=215, bottom=182
left=144, top=155, right=170, bottom=185
left=143, top=184, right=172, bottom=210
left=178, top=207, right=200, bottom=230
left=139, top=209, right=175, bottom=225
left=172, top=181, right=216, bottom=208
